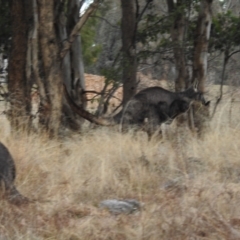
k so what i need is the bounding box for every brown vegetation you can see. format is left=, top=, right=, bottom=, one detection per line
left=85, top=73, right=171, bottom=112
left=0, top=85, right=240, bottom=239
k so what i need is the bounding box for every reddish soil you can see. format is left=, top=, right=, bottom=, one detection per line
left=30, top=73, right=170, bottom=114
left=84, top=73, right=170, bottom=112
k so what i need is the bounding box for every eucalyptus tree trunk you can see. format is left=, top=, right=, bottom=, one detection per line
left=56, top=4, right=71, bottom=94
left=121, top=0, right=137, bottom=105
left=192, top=0, right=212, bottom=92
left=191, top=0, right=213, bottom=135
left=66, top=0, right=86, bottom=128
left=56, top=0, right=82, bottom=131
left=7, top=0, right=99, bottom=136
left=67, top=0, right=86, bottom=93
left=37, top=0, right=98, bottom=133
left=167, top=0, right=190, bottom=128
left=8, top=0, right=31, bottom=131
left=38, top=0, right=63, bottom=136
left=31, top=0, right=47, bottom=106
left=167, top=0, right=189, bottom=92
left=55, top=0, right=97, bottom=130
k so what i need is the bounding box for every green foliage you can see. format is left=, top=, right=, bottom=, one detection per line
left=136, top=1, right=199, bottom=62
left=137, top=13, right=171, bottom=46
left=100, top=66, right=122, bottom=84
left=81, top=13, right=102, bottom=68
left=210, top=11, right=240, bottom=53
left=137, top=1, right=240, bottom=65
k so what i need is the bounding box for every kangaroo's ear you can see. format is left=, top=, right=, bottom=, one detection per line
left=192, top=80, right=199, bottom=91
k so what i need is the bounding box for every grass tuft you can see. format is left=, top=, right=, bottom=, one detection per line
left=1, top=97, right=240, bottom=239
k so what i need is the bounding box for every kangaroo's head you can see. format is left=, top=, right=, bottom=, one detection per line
left=181, top=81, right=210, bottom=107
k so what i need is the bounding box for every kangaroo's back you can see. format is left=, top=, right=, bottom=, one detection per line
left=134, top=87, right=180, bottom=105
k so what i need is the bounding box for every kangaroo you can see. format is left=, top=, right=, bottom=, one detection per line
left=64, top=83, right=209, bottom=134
left=0, top=142, right=29, bottom=205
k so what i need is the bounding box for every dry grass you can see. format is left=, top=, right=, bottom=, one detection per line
left=1, top=94, right=240, bottom=239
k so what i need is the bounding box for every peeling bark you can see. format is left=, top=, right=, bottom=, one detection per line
left=67, top=0, right=86, bottom=109
left=192, top=0, right=213, bottom=92
left=38, top=0, right=63, bottom=136
left=8, top=0, right=31, bottom=131
left=32, top=0, right=47, bottom=106
left=167, top=0, right=189, bottom=92
left=56, top=1, right=81, bottom=131
left=7, top=0, right=99, bottom=135
left=121, top=0, right=137, bottom=105
left=60, top=0, right=99, bottom=59
left=167, top=0, right=190, bottom=126
left=191, top=0, right=213, bottom=135
left=61, top=0, right=88, bottom=130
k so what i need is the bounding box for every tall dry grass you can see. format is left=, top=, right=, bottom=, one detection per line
left=1, top=96, right=240, bottom=239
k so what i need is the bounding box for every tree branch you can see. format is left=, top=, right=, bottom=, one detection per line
left=166, top=0, right=175, bottom=13
left=90, top=15, right=120, bottom=29
left=60, top=0, right=99, bottom=59
left=211, top=51, right=229, bottom=119
left=228, top=49, right=240, bottom=59
left=211, top=48, right=240, bottom=119
left=136, top=0, right=153, bottom=23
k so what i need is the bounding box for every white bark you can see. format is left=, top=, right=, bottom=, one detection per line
left=32, top=0, right=47, bottom=104
left=72, top=36, right=85, bottom=90
left=192, top=0, right=213, bottom=92
left=60, top=0, right=99, bottom=59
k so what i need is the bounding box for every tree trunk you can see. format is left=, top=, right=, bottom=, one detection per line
left=8, top=0, right=31, bottom=131
left=167, top=0, right=189, bottom=92
left=7, top=0, right=99, bottom=135
left=32, top=0, right=47, bottom=106
left=56, top=0, right=98, bottom=131
left=191, top=0, right=213, bottom=135
left=56, top=0, right=82, bottom=131
left=167, top=0, right=190, bottom=127
left=56, top=2, right=71, bottom=93
left=67, top=0, right=87, bottom=121
left=38, top=0, right=63, bottom=137
left=121, top=0, right=137, bottom=105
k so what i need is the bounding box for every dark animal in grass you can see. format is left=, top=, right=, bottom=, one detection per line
left=141, top=98, right=192, bottom=137
left=113, top=85, right=207, bottom=123
left=0, top=142, right=29, bottom=205
left=64, top=84, right=209, bottom=133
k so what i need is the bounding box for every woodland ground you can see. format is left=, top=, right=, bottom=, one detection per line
left=0, top=84, right=240, bottom=239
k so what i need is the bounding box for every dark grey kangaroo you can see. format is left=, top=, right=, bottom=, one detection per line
left=144, top=99, right=192, bottom=137
left=64, top=83, right=209, bottom=132
left=0, top=142, right=29, bottom=205
left=114, top=85, right=208, bottom=136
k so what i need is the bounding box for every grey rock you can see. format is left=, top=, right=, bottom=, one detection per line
left=99, top=199, right=142, bottom=214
